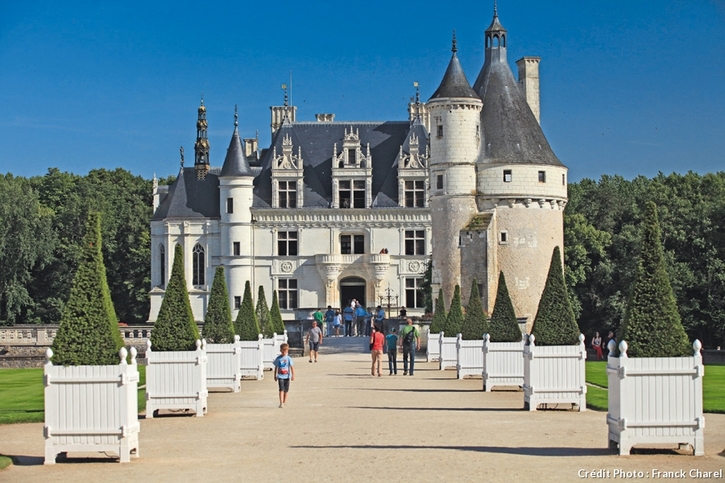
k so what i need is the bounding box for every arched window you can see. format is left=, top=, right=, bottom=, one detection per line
left=159, top=244, right=166, bottom=287
left=193, top=244, right=205, bottom=286
left=501, top=34, right=506, bottom=48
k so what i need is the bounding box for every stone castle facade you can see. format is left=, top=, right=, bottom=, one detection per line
left=148, top=9, right=568, bottom=328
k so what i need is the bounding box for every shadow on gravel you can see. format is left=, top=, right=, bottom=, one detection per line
left=290, top=444, right=612, bottom=457
left=347, top=406, right=518, bottom=412
left=354, top=388, right=482, bottom=393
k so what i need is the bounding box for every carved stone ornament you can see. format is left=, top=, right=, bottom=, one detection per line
left=280, top=261, right=294, bottom=273
left=409, top=260, right=421, bottom=272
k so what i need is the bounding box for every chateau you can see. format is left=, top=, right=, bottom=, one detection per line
left=149, top=8, right=568, bottom=326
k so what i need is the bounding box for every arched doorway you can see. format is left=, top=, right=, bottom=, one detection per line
left=340, top=276, right=366, bottom=309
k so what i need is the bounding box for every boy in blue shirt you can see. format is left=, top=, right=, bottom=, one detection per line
left=385, top=328, right=399, bottom=375
left=273, top=343, right=295, bottom=408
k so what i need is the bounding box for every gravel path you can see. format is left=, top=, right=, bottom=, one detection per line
left=1, top=337, right=724, bottom=482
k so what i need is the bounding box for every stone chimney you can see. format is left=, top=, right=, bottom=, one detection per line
left=244, top=138, right=258, bottom=159
left=315, top=113, right=335, bottom=122
left=516, top=56, right=541, bottom=124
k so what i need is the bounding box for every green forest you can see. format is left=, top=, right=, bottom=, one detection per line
left=2, top=169, right=725, bottom=348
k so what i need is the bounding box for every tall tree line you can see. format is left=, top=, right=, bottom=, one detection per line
left=0, top=168, right=158, bottom=325
left=565, top=172, right=725, bottom=348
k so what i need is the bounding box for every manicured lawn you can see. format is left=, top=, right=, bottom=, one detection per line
left=585, top=361, right=725, bottom=412
left=0, top=365, right=146, bottom=425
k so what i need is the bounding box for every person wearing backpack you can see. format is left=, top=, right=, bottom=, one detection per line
left=399, top=318, right=420, bottom=376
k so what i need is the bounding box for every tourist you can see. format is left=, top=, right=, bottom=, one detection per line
left=324, top=305, right=336, bottom=336
left=375, top=305, right=385, bottom=331
left=399, top=306, right=407, bottom=319
left=333, top=309, right=342, bottom=337
left=313, top=308, right=324, bottom=336
left=592, top=331, right=603, bottom=360
left=606, top=331, right=616, bottom=353
left=399, top=318, right=420, bottom=376
left=385, top=327, right=398, bottom=375
left=306, top=320, right=323, bottom=363
left=355, top=304, right=369, bottom=337
left=370, top=324, right=385, bottom=377
left=273, top=343, right=295, bottom=408
left=343, top=303, right=354, bottom=337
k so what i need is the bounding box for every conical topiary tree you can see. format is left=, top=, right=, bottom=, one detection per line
left=150, top=244, right=200, bottom=351
left=443, top=285, right=463, bottom=336
left=429, top=288, right=447, bottom=333
left=235, top=281, right=260, bottom=340
left=256, top=285, right=273, bottom=338
left=51, top=212, right=124, bottom=365
left=203, top=266, right=235, bottom=343
left=618, top=202, right=690, bottom=357
left=270, top=290, right=286, bottom=335
left=460, top=280, right=487, bottom=340
left=530, top=246, right=580, bottom=346
left=489, top=271, right=522, bottom=342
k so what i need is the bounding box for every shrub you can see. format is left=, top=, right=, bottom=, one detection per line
left=443, top=285, right=463, bottom=336
left=429, top=288, right=447, bottom=333
left=235, top=281, right=260, bottom=341
left=203, top=266, right=235, bottom=343
left=489, top=271, right=522, bottom=342
left=618, top=202, right=690, bottom=357
left=150, top=244, right=200, bottom=351
left=51, top=212, right=124, bottom=365
left=256, top=285, right=273, bottom=338
left=460, top=280, right=487, bottom=340
left=530, top=246, right=580, bottom=346
left=270, top=290, right=286, bottom=335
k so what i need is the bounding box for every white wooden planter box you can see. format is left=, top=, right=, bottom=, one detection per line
left=523, top=334, right=586, bottom=411
left=206, top=336, right=242, bottom=392
left=239, top=334, right=264, bottom=380
left=439, top=335, right=458, bottom=370
left=262, top=331, right=288, bottom=370
left=606, top=340, right=705, bottom=456
left=456, top=335, right=484, bottom=379
left=482, top=333, right=525, bottom=391
left=426, top=329, right=442, bottom=362
left=44, top=347, right=140, bottom=464
left=145, top=339, right=208, bottom=417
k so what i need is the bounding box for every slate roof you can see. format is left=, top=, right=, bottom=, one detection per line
left=472, top=27, right=563, bottom=166
left=253, top=121, right=427, bottom=208
left=220, top=126, right=254, bottom=177
left=152, top=167, right=221, bottom=220
left=429, top=51, right=479, bottom=100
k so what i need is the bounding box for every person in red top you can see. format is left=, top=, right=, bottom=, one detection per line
left=369, top=324, right=385, bottom=377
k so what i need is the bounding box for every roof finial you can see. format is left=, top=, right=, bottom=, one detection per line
left=414, top=81, right=420, bottom=106
left=494, top=0, right=498, bottom=17
left=234, top=104, right=238, bottom=128
left=282, top=83, right=288, bottom=107
left=200, top=92, right=204, bottom=105
left=452, top=30, right=458, bottom=54
left=180, top=146, right=185, bottom=168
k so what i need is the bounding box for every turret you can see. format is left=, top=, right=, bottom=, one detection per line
left=219, top=106, right=255, bottom=317
left=428, top=33, right=483, bottom=307
left=194, top=97, right=211, bottom=180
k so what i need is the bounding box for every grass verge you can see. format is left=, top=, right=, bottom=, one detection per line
left=0, top=455, right=12, bottom=470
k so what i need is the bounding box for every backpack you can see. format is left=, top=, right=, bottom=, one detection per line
left=403, top=327, right=415, bottom=346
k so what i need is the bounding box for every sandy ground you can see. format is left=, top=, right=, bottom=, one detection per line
left=1, top=336, right=724, bottom=483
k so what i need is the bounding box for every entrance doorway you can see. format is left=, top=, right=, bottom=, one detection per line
left=340, top=276, right=366, bottom=309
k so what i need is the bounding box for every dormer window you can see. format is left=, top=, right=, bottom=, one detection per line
left=331, top=126, right=373, bottom=209
left=397, top=132, right=429, bottom=208
left=271, top=133, right=304, bottom=208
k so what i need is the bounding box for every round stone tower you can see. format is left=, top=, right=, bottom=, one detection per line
left=428, top=35, right=483, bottom=308
left=472, top=8, right=568, bottom=326
left=219, top=107, right=255, bottom=317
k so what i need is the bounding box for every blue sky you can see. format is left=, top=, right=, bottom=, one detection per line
left=1, top=0, right=723, bottom=182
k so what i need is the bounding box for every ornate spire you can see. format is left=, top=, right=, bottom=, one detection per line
left=452, top=30, right=458, bottom=53
left=180, top=146, right=184, bottom=168
left=234, top=104, right=239, bottom=129
left=194, top=95, right=211, bottom=180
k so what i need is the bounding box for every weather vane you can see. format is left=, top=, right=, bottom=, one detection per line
left=180, top=146, right=184, bottom=167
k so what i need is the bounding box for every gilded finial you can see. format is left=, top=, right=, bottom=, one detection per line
left=282, top=83, right=288, bottom=107
left=180, top=146, right=185, bottom=167
left=234, top=104, right=238, bottom=127
left=200, top=92, right=204, bottom=105
left=452, top=30, right=458, bottom=53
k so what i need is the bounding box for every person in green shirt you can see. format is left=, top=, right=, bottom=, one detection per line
left=314, top=308, right=324, bottom=336
left=399, top=318, right=420, bottom=376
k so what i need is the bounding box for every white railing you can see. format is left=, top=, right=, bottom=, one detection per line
left=606, top=340, right=704, bottom=456
left=145, top=339, right=208, bottom=417
left=240, top=334, right=264, bottom=380
left=456, top=335, right=484, bottom=379
left=439, top=335, right=458, bottom=370
left=206, top=336, right=242, bottom=392
left=482, top=333, right=525, bottom=391
left=426, top=329, right=442, bottom=362
left=44, top=347, right=140, bottom=464
left=262, top=332, right=288, bottom=370
left=523, top=334, right=586, bottom=411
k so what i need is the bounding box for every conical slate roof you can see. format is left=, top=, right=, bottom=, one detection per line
left=430, top=36, right=479, bottom=100
left=220, top=125, right=253, bottom=177
left=151, top=167, right=220, bottom=220
left=472, top=15, right=563, bottom=167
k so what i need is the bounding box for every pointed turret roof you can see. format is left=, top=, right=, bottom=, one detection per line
left=429, top=33, right=479, bottom=100
left=220, top=106, right=254, bottom=177
left=472, top=9, right=563, bottom=167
